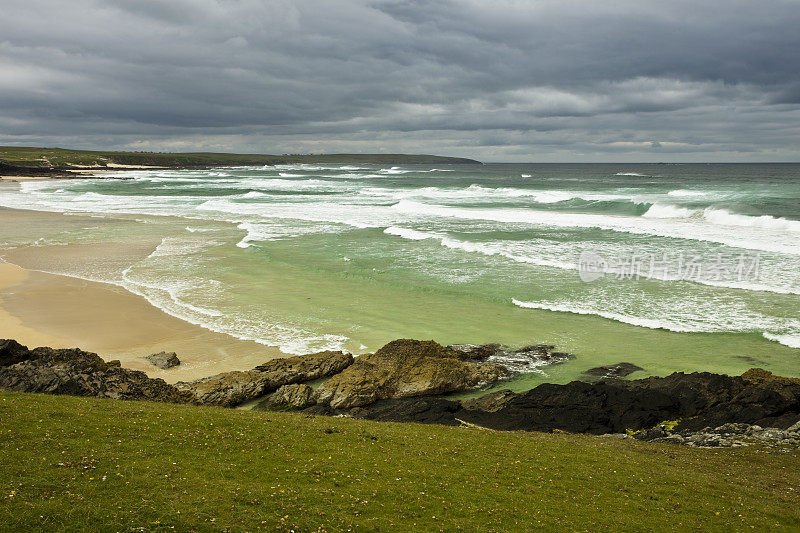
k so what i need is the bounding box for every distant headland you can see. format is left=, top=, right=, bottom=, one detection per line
left=0, top=146, right=482, bottom=178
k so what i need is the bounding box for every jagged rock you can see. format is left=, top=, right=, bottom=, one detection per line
left=347, top=397, right=465, bottom=425
left=315, top=339, right=509, bottom=409
left=631, top=427, right=669, bottom=441
left=581, top=362, right=644, bottom=381
left=334, top=368, right=800, bottom=436
left=461, top=389, right=516, bottom=412
left=145, top=351, right=180, bottom=369
left=262, top=384, right=317, bottom=409
left=0, top=339, right=30, bottom=367
left=176, top=350, right=352, bottom=407
left=0, top=340, right=191, bottom=403
left=515, top=344, right=554, bottom=355
left=446, top=344, right=501, bottom=361
left=475, top=344, right=574, bottom=374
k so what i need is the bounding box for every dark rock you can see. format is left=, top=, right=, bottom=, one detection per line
left=176, top=350, right=353, bottom=407
left=314, top=339, right=509, bottom=409
left=349, top=397, right=464, bottom=426
left=446, top=344, right=501, bottom=361
left=340, top=368, right=800, bottom=436
left=461, top=389, right=516, bottom=412
left=515, top=345, right=554, bottom=355
left=631, top=427, right=669, bottom=441
left=0, top=340, right=191, bottom=403
left=145, top=351, right=180, bottom=369
left=581, top=362, right=644, bottom=381
left=487, top=345, right=574, bottom=373
left=0, top=339, right=30, bottom=367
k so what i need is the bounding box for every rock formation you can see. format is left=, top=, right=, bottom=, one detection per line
left=314, top=339, right=509, bottom=409
left=261, top=383, right=317, bottom=409
left=175, top=350, right=352, bottom=407
left=0, top=339, right=191, bottom=403
left=145, top=351, right=180, bottom=369
left=336, top=369, right=800, bottom=437
left=581, top=362, right=643, bottom=380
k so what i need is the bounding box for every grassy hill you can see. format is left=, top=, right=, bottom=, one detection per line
left=0, top=146, right=481, bottom=168
left=1, top=391, right=798, bottom=531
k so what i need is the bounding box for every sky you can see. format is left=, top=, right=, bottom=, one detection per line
left=2, top=0, right=800, bottom=162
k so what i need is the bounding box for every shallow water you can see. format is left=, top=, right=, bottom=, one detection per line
left=1, top=163, right=799, bottom=384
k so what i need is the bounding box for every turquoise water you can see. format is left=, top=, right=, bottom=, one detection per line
left=2, top=163, right=799, bottom=384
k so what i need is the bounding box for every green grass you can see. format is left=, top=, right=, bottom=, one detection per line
left=1, top=392, right=798, bottom=531
left=0, top=146, right=481, bottom=168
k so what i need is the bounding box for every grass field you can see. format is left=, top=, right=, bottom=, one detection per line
left=0, top=146, right=480, bottom=168
left=1, top=391, right=798, bottom=532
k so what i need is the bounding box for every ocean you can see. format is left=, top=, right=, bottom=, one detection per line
left=2, top=163, right=799, bottom=388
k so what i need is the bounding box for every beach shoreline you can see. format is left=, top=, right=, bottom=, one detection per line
left=0, top=223, right=287, bottom=383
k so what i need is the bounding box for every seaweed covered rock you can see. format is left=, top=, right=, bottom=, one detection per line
left=315, top=339, right=509, bottom=409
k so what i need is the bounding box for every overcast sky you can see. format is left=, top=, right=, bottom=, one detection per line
left=2, top=0, right=800, bottom=162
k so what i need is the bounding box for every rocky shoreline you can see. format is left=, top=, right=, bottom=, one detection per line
left=2, top=337, right=798, bottom=449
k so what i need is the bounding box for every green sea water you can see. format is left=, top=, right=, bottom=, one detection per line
left=1, top=163, right=798, bottom=388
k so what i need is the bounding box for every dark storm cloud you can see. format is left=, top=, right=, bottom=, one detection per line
left=1, top=0, right=799, bottom=161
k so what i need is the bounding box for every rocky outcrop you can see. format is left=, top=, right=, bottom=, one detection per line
left=446, top=344, right=500, bottom=361
left=446, top=343, right=574, bottom=372
left=333, top=369, right=800, bottom=437
left=146, top=351, right=180, bottom=369
left=581, top=362, right=643, bottom=381
left=314, top=339, right=509, bottom=409
left=606, top=421, right=800, bottom=450
left=176, top=350, right=352, bottom=407
left=260, top=383, right=317, bottom=410
left=461, top=389, right=516, bottom=412
left=0, top=340, right=191, bottom=403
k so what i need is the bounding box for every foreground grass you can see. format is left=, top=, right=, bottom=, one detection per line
left=0, top=392, right=798, bottom=531
left=0, top=146, right=479, bottom=168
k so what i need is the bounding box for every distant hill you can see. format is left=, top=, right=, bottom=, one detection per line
left=0, top=146, right=482, bottom=168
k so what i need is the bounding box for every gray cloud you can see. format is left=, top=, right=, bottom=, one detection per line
left=1, top=0, right=799, bottom=161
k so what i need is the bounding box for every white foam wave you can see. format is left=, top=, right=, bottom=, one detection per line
left=384, top=226, right=439, bottom=241
left=236, top=222, right=258, bottom=248
left=511, top=299, right=698, bottom=332
left=390, top=200, right=800, bottom=255
left=763, top=332, right=800, bottom=348
left=615, top=172, right=649, bottom=177
left=642, top=203, right=696, bottom=218
left=185, top=226, right=218, bottom=233
left=379, top=167, right=410, bottom=174
left=241, top=190, right=268, bottom=199
left=703, top=208, right=800, bottom=232
left=667, top=189, right=708, bottom=197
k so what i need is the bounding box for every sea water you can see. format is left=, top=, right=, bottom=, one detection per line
left=1, top=163, right=799, bottom=388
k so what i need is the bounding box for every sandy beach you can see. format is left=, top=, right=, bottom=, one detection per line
left=0, top=207, right=285, bottom=383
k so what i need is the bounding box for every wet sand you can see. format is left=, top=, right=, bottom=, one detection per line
left=0, top=208, right=285, bottom=383
left=0, top=262, right=285, bottom=382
